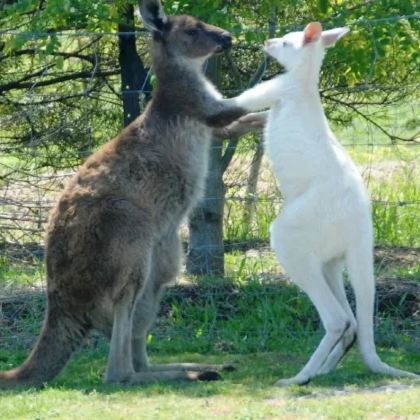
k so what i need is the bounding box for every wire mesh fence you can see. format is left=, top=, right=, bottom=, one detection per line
left=0, top=14, right=419, bottom=353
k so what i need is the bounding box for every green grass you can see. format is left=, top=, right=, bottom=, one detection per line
left=347, top=143, right=419, bottom=165
left=3, top=250, right=417, bottom=418
left=0, top=279, right=419, bottom=417
left=1, top=381, right=419, bottom=419
left=0, top=257, right=45, bottom=288
left=224, top=194, right=279, bottom=242
left=387, top=263, right=420, bottom=282
left=370, top=169, right=420, bottom=247
left=0, top=343, right=419, bottom=419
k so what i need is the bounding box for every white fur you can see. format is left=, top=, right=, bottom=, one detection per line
left=233, top=23, right=418, bottom=385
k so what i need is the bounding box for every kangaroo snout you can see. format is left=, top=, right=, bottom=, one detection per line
left=214, top=31, right=232, bottom=51
left=263, top=39, right=273, bottom=55
left=264, top=38, right=278, bottom=50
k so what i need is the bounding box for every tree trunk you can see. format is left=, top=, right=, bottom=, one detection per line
left=186, top=9, right=277, bottom=276
left=118, top=5, right=149, bottom=127
left=242, top=135, right=264, bottom=232
left=187, top=57, right=225, bottom=276
left=186, top=140, right=226, bottom=276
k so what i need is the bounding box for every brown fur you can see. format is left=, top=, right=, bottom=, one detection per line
left=0, top=1, right=246, bottom=388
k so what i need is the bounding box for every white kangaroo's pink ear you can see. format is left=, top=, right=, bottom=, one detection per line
left=303, top=22, right=323, bottom=45
left=321, top=27, right=350, bottom=48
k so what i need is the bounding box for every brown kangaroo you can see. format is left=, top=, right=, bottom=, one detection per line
left=0, top=0, right=249, bottom=388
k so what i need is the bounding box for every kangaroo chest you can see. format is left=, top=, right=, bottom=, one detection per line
left=264, top=102, right=334, bottom=198
left=178, top=120, right=212, bottom=210
left=157, top=119, right=212, bottom=222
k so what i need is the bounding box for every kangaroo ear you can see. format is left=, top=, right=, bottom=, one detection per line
left=139, top=0, right=168, bottom=33
left=321, top=27, right=350, bottom=48
left=303, top=22, right=322, bottom=45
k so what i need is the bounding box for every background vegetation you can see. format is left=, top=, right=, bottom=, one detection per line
left=0, top=0, right=419, bottom=417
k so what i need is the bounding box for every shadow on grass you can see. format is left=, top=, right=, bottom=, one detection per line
left=1, top=344, right=418, bottom=399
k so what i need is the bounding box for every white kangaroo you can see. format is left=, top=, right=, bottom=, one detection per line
left=229, top=22, right=419, bottom=385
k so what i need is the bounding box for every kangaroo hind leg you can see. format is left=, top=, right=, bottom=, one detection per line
left=132, top=281, right=228, bottom=377
left=316, top=258, right=357, bottom=376
left=103, top=207, right=154, bottom=384
left=105, top=285, right=138, bottom=383
left=105, top=251, right=152, bottom=384
left=131, top=231, right=226, bottom=383
left=272, top=240, right=352, bottom=386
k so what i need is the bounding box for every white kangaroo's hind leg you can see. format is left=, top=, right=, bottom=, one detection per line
left=346, top=245, right=419, bottom=379
left=271, top=237, right=352, bottom=386
left=316, top=258, right=357, bottom=376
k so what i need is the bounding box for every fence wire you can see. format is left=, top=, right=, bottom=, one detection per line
left=0, top=15, right=419, bottom=352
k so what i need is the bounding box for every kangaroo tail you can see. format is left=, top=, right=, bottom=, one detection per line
left=346, top=242, right=418, bottom=378
left=0, top=292, right=90, bottom=388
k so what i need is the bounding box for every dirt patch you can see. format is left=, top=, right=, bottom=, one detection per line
left=374, top=246, right=420, bottom=268
left=375, top=280, right=419, bottom=319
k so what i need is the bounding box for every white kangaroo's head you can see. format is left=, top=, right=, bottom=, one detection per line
left=264, top=22, right=349, bottom=73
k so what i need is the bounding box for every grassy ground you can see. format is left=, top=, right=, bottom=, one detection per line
left=0, top=343, right=419, bottom=419
left=0, top=257, right=419, bottom=418
left=0, top=106, right=419, bottom=417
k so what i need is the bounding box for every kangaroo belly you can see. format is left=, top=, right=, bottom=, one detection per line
left=153, top=118, right=212, bottom=226
left=273, top=177, right=372, bottom=262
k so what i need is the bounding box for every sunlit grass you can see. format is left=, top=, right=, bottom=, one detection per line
left=0, top=335, right=419, bottom=419
left=370, top=169, right=419, bottom=247
left=0, top=373, right=418, bottom=420
left=0, top=257, right=45, bottom=288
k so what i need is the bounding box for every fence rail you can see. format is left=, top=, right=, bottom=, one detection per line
left=0, top=13, right=419, bottom=350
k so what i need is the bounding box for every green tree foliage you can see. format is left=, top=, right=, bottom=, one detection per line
left=0, top=0, right=418, bottom=171
left=0, top=1, right=418, bottom=275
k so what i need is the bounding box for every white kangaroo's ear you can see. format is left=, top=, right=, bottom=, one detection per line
left=303, top=22, right=322, bottom=45
left=321, top=27, right=350, bottom=48
left=139, top=0, right=168, bottom=33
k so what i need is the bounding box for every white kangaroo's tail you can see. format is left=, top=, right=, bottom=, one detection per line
left=346, top=241, right=418, bottom=378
